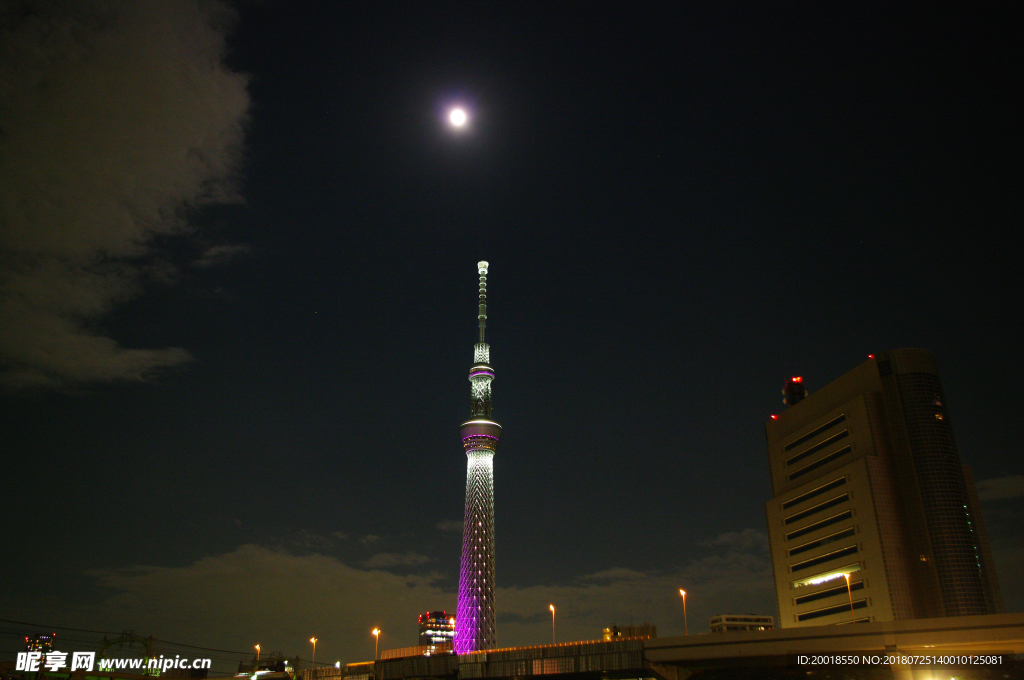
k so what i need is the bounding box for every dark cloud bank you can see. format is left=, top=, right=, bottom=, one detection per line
left=0, top=0, right=249, bottom=389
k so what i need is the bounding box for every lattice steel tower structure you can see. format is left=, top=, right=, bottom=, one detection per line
left=455, top=261, right=501, bottom=654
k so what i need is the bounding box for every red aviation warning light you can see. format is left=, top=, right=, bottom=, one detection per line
left=783, top=377, right=808, bottom=407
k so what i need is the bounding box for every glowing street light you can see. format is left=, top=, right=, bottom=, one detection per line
left=843, top=574, right=856, bottom=621
left=549, top=604, right=555, bottom=644
left=255, top=644, right=260, bottom=661
left=372, top=628, right=381, bottom=660
left=679, top=589, right=688, bottom=636
left=310, top=638, right=317, bottom=670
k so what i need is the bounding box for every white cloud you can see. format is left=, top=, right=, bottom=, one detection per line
left=365, top=552, right=435, bottom=568
left=700, top=528, right=768, bottom=551
left=290, top=529, right=335, bottom=550
left=0, top=0, right=249, bottom=388
left=436, top=519, right=463, bottom=533
left=82, top=546, right=452, bottom=667
left=582, top=567, right=648, bottom=581
left=977, top=475, right=1024, bottom=502
left=4, top=527, right=777, bottom=669
left=193, top=244, right=252, bottom=268
left=498, top=547, right=774, bottom=644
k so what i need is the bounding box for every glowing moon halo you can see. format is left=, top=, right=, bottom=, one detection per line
left=449, top=108, right=467, bottom=127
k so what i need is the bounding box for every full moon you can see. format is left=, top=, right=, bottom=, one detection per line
left=449, top=108, right=467, bottom=127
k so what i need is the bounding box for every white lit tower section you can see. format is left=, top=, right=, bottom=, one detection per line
left=455, top=261, right=501, bottom=654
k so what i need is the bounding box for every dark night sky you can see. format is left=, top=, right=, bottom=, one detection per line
left=2, top=0, right=1022, bottom=670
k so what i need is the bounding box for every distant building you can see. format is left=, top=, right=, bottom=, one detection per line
left=418, top=611, right=455, bottom=650
left=602, top=624, right=656, bottom=640
left=709, top=615, right=773, bottom=633
left=765, top=349, right=1003, bottom=628
left=237, top=653, right=298, bottom=677
left=24, top=634, right=56, bottom=653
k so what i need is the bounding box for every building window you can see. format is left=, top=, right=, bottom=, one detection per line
left=784, top=494, right=850, bottom=525
left=788, top=528, right=857, bottom=557
left=782, top=477, right=847, bottom=510
left=789, top=445, right=853, bottom=481
left=783, top=415, right=847, bottom=452
left=795, top=579, right=864, bottom=606
left=791, top=545, right=859, bottom=573
left=786, top=510, right=854, bottom=541
left=797, top=599, right=868, bottom=622
left=786, top=430, right=850, bottom=467
left=792, top=562, right=861, bottom=588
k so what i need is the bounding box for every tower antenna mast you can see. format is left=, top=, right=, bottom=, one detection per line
left=478, top=261, right=487, bottom=344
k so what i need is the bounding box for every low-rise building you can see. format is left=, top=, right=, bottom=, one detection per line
left=602, top=624, right=656, bottom=640
left=709, top=614, right=774, bottom=633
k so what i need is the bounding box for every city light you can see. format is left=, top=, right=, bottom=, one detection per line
left=843, top=573, right=856, bottom=621
left=679, top=589, right=688, bottom=636
left=372, top=629, right=381, bottom=660
left=549, top=604, right=555, bottom=644
left=309, top=638, right=317, bottom=669
left=794, top=563, right=861, bottom=588
left=254, top=645, right=260, bottom=661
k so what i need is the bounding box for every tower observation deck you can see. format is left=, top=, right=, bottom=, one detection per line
left=455, top=261, right=501, bottom=654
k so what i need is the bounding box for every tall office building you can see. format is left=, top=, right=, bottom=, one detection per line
left=455, top=261, right=501, bottom=653
left=765, top=349, right=1002, bottom=627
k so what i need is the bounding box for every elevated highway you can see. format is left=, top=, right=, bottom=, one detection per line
left=319, top=613, right=1024, bottom=680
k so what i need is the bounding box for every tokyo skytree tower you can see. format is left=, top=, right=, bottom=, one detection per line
left=455, top=261, right=501, bottom=654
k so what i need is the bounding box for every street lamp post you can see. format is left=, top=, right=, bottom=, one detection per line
left=255, top=645, right=260, bottom=662
left=310, top=638, right=317, bottom=673
left=549, top=605, right=555, bottom=645
left=679, top=589, right=688, bottom=636
left=372, top=629, right=380, bottom=660
left=843, top=574, right=856, bottom=622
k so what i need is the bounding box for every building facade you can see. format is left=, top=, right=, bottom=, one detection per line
left=455, top=262, right=501, bottom=653
left=765, top=349, right=1002, bottom=627
left=418, top=611, right=455, bottom=650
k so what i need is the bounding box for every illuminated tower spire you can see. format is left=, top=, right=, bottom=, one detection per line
left=455, top=261, right=501, bottom=654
